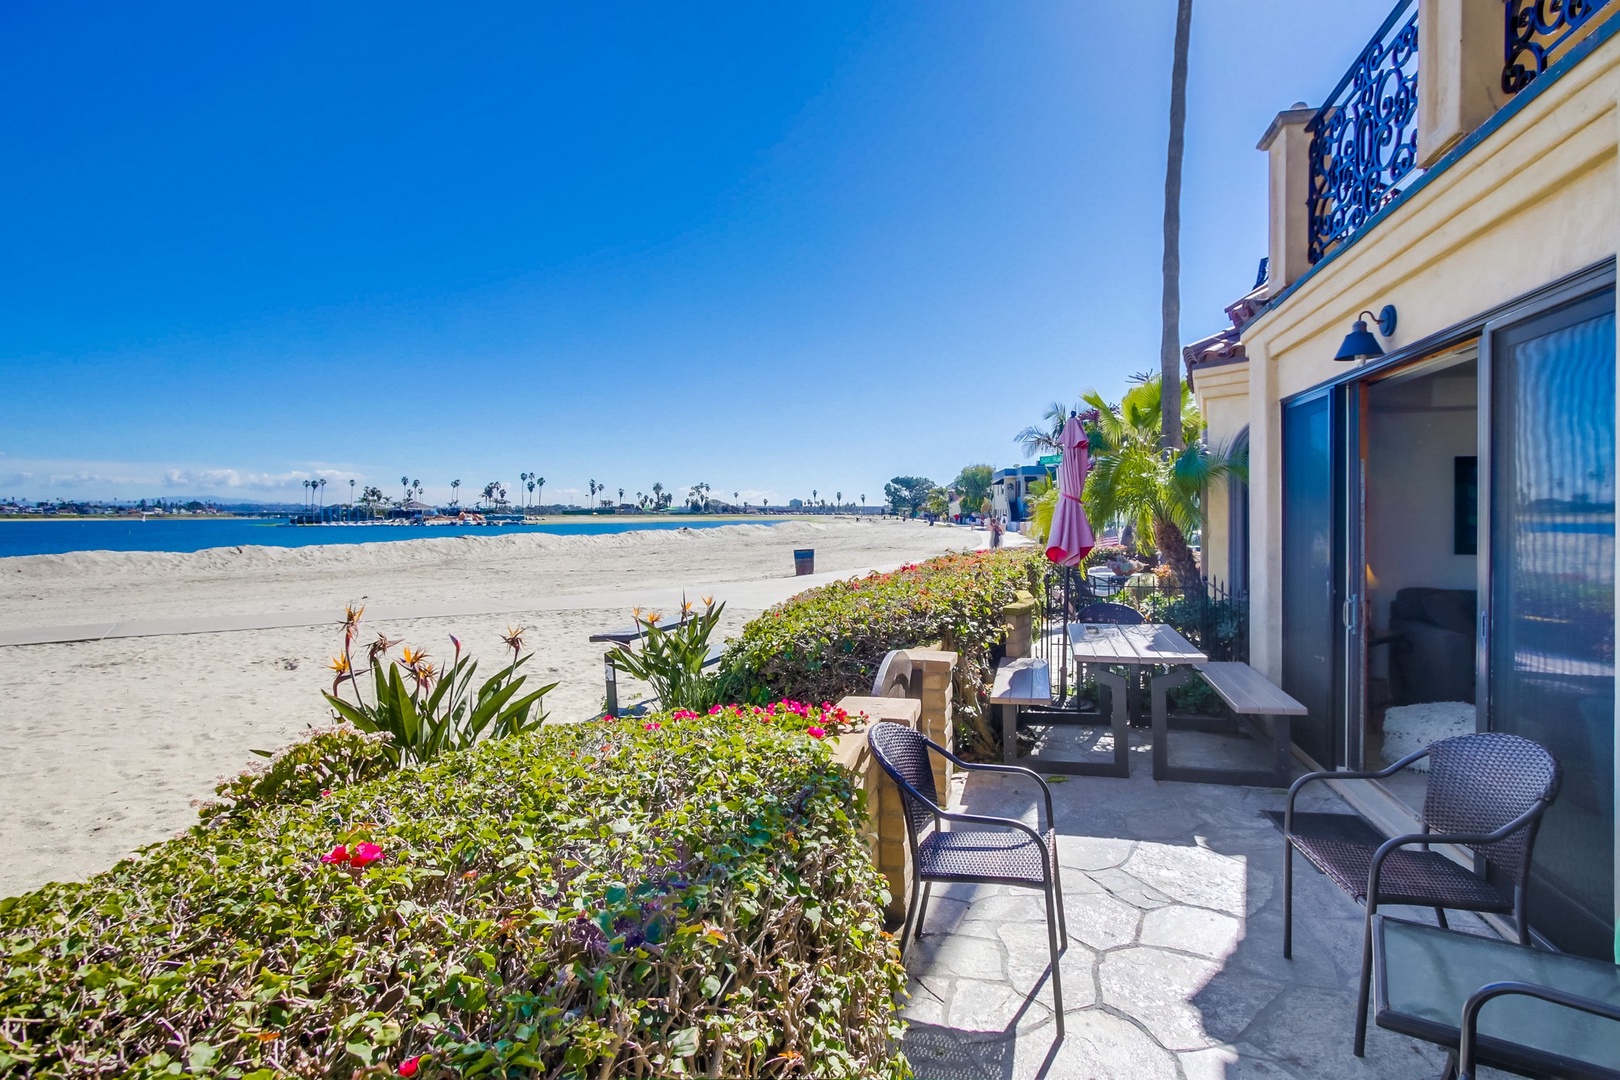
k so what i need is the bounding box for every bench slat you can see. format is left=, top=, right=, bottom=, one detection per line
left=1196, top=661, right=1307, bottom=715
left=992, top=657, right=1051, bottom=706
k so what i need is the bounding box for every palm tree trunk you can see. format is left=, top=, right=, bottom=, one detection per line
left=1153, top=515, right=1202, bottom=594
left=1159, top=0, right=1193, bottom=451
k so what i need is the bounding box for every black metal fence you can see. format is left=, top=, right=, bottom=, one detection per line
left=1035, top=563, right=1249, bottom=706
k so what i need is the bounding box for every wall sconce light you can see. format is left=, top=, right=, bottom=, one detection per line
left=1333, top=305, right=1398, bottom=362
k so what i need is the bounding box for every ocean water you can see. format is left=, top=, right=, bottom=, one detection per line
left=0, top=517, right=781, bottom=559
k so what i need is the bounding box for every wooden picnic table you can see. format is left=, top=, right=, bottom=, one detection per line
left=1064, top=622, right=1208, bottom=778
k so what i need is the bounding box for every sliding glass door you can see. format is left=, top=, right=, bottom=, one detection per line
left=1282, top=390, right=1346, bottom=769
left=1483, top=286, right=1616, bottom=958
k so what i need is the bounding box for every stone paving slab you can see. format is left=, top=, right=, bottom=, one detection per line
left=898, top=764, right=1514, bottom=1079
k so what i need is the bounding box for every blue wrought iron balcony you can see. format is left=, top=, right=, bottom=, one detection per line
left=1304, top=0, right=1616, bottom=267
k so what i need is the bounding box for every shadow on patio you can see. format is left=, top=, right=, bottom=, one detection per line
left=896, top=746, right=1507, bottom=1079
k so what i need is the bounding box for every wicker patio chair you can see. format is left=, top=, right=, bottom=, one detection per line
left=1072, top=601, right=1144, bottom=625
left=867, top=721, right=1069, bottom=1036
left=1282, top=732, right=1562, bottom=1057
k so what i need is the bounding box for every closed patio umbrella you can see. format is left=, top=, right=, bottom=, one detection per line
left=1045, top=413, right=1095, bottom=566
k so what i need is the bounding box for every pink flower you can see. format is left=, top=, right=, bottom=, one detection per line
left=708, top=705, right=723, bottom=715
left=644, top=720, right=662, bottom=731
left=398, top=1056, right=423, bottom=1077
left=320, top=844, right=350, bottom=865
left=807, top=726, right=826, bottom=739
left=349, top=842, right=384, bottom=869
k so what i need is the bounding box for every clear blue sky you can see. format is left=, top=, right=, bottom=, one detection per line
left=1, top=1, right=1392, bottom=507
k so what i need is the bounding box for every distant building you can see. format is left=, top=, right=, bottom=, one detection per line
left=990, top=466, right=1044, bottom=523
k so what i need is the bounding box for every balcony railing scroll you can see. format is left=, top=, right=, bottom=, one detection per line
left=1306, top=0, right=1421, bottom=265
left=1503, top=0, right=1616, bottom=94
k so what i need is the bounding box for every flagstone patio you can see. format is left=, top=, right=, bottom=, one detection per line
left=897, top=753, right=1511, bottom=1079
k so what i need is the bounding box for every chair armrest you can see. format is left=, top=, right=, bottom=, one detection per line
left=1367, top=801, right=1551, bottom=902
left=935, top=809, right=1049, bottom=853
left=1458, top=981, right=1620, bottom=1080
left=1284, top=751, right=1433, bottom=834
left=923, top=737, right=1057, bottom=832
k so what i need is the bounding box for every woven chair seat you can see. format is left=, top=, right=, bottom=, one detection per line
left=917, top=827, right=1052, bottom=885
left=1291, top=828, right=1511, bottom=912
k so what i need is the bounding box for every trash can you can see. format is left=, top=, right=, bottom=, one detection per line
left=794, top=548, right=815, bottom=576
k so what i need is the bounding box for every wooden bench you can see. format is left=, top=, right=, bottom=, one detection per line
left=1149, top=660, right=1306, bottom=787
left=992, top=657, right=1051, bottom=765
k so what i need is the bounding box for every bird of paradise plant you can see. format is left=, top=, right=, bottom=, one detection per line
left=609, top=595, right=726, bottom=713
left=324, top=608, right=556, bottom=766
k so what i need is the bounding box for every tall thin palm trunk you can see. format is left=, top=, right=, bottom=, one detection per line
left=1160, top=0, right=1193, bottom=451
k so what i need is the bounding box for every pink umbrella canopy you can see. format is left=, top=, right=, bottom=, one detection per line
left=1045, top=413, right=1095, bottom=566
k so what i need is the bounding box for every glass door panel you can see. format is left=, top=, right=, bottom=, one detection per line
left=1283, top=392, right=1342, bottom=768
left=1486, top=288, right=1615, bottom=958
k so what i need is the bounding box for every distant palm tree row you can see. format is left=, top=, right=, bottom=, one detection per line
left=310, top=475, right=877, bottom=516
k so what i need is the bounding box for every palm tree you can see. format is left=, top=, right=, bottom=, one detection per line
left=1079, top=376, right=1243, bottom=591
left=1014, top=402, right=1075, bottom=460
left=519, top=472, right=530, bottom=509
left=481, top=482, right=497, bottom=509
left=589, top=480, right=598, bottom=511
left=836, top=490, right=842, bottom=510
left=319, top=478, right=327, bottom=510
left=451, top=479, right=461, bottom=507
left=1160, top=0, right=1194, bottom=450
left=401, top=476, right=410, bottom=503
left=534, top=477, right=544, bottom=508
left=617, top=487, right=624, bottom=507
left=527, top=480, right=536, bottom=508
left=412, top=480, right=422, bottom=506
left=652, top=481, right=663, bottom=509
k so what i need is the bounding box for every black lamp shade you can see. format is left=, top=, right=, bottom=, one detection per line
left=1334, top=319, right=1384, bottom=362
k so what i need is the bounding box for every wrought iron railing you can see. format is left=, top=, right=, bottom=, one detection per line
left=1503, top=0, right=1616, bottom=93
left=1306, top=0, right=1421, bottom=265
left=1035, top=566, right=1248, bottom=707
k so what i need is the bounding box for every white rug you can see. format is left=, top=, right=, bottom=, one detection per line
left=1381, top=702, right=1475, bottom=771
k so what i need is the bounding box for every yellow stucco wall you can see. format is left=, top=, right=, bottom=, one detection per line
left=1191, top=362, right=1250, bottom=587
left=1237, top=32, right=1620, bottom=681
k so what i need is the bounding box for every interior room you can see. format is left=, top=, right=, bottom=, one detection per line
left=1362, top=349, right=1479, bottom=810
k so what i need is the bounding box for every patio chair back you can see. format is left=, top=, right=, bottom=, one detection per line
left=1422, top=733, right=1562, bottom=872
left=1073, top=602, right=1144, bottom=625
left=872, top=649, right=920, bottom=699
left=867, top=721, right=938, bottom=836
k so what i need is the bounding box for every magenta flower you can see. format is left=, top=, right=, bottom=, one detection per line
left=320, top=844, right=350, bottom=865
left=398, top=1056, right=423, bottom=1077
left=349, top=842, right=384, bottom=869
left=644, top=720, right=662, bottom=731
left=807, top=726, right=826, bottom=739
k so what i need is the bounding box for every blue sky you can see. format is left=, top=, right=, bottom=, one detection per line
left=1, top=1, right=1393, bottom=507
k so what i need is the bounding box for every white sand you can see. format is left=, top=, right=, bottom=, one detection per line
left=0, top=520, right=980, bottom=897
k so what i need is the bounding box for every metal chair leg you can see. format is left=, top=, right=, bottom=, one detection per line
left=1050, top=837, right=1068, bottom=951
left=1045, top=878, right=1065, bottom=1039
left=899, top=871, right=923, bottom=957
left=1354, top=907, right=1375, bottom=1056
left=914, top=881, right=933, bottom=942
left=1282, top=841, right=1294, bottom=959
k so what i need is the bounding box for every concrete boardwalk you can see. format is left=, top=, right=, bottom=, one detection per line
left=899, top=746, right=1508, bottom=1079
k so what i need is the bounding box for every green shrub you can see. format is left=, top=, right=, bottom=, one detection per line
left=0, top=703, right=905, bottom=1079
left=722, top=549, right=1045, bottom=758
left=198, top=723, right=394, bottom=823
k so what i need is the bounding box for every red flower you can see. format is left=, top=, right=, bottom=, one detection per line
left=320, top=788, right=332, bottom=798
left=398, top=1056, right=423, bottom=1077
left=320, top=844, right=350, bottom=865
left=806, top=726, right=827, bottom=739
left=349, top=842, right=384, bottom=869
left=644, top=720, right=662, bottom=731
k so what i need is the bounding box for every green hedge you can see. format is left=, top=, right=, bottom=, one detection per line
left=0, top=704, right=906, bottom=1078
left=722, top=549, right=1046, bottom=757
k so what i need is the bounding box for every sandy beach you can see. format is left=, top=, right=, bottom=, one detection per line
left=0, top=519, right=983, bottom=897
